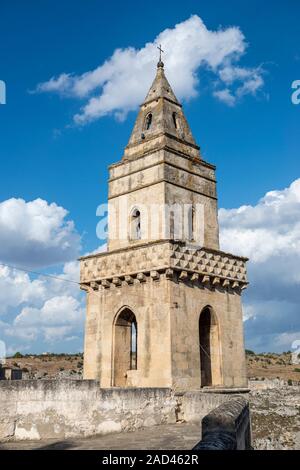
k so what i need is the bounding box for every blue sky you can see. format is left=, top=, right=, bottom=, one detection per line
left=0, top=0, right=299, bottom=355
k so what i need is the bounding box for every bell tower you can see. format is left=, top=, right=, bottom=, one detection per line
left=108, top=59, right=219, bottom=253
left=80, top=59, right=248, bottom=390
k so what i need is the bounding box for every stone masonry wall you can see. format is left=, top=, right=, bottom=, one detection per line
left=0, top=380, right=249, bottom=442
left=0, top=381, right=176, bottom=441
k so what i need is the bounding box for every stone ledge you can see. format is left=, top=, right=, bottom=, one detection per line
left=199, top=387, right=250, bottom=394
left=80, top=239, right=248, bottom=262
left=193, top=396, right=251, bottom=450
left=81, top=269, right=247, bottom=293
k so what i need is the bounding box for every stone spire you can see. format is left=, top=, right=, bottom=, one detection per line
left=143, top=60, right=180, bottom=106
left=123, top=61, right=200, bottom=161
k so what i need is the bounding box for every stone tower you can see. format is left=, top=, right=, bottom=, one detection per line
left=80, top=60, right=248, bottom=390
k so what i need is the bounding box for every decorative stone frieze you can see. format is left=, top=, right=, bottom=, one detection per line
left=80, top=240, right=247, bottom=291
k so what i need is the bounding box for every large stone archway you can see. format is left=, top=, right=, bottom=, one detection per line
left=113, top=308, right=137, bottom=387
left=199, top=306, right=222, bottom=387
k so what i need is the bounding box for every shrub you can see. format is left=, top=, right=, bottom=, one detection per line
left=288, top=379, right=293, bottom=386
left=245, top=349, right=255, bottom=356
left=293, top=368, right=300, bottom=373
left=13, top=352, right=23, bottom=358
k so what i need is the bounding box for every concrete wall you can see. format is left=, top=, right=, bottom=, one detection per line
left=0, top=380, right=249, bottom=442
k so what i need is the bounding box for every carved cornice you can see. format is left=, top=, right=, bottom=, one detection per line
left=80, top=240, right=248, bottom=292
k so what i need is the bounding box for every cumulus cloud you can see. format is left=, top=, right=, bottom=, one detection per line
left=0, top=194, right=109, bottom=353
left=219, top=179, right=300, bottom=264
left=14, top=296, right=83, bottom=327
left=0, top=195, right=85, bottom=352
left=219, top=179, right=300, bottom=352
left=0, top=198, right=81, bottom=268
left=0, top=266, right=46, bottom=314
left=34, top=15, right=264, bottom=124
left=213, top=89, right=236, bottom=107
left=0, top=260, right=84, bottom=348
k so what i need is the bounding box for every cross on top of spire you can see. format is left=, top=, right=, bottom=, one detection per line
left=157, top=44, right=164, bottom=68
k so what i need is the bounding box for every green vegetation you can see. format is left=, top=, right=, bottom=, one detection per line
left=13, top=352, right=23, bottom=358
left=245, top=349, right=255, bottom=356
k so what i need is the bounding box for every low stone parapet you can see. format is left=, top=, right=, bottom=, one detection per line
left=0, top=381, right=176, bottom=441
left=193, top=396, right=251, bottom=450
left=0, top=381, right=250, bottom=445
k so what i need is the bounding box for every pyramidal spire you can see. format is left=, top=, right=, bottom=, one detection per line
left=123, top=58, right=200, bottom=161
left=143, top=60, right=180, bottom=106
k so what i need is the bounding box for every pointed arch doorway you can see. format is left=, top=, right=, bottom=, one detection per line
left=199, top=306, right=222, bottom=387
left=113, top=308, right=137, bottom=387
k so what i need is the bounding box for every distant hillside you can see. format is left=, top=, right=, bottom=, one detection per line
left=246, top=350, right=300, bottom=382
left=2, top=351, right=300, bottom=382
left=3, top=353, right=83, bottom=380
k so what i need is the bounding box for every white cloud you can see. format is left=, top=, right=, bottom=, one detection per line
left=213, top=89, right=236, bottom=106
left=35, top=73, right=73, bottom=94
left=85, top=243, right=107, bottom=256
left=0, top=195, right=84, bottom=351
left=219, top=179, right=300, bottom=263
left=34, top=15, right=264, bottom=124
left=0, top=198, right=81, bottom=268
left=14, top=296, right=83, bottom=327
left=0, top=194, right=95, bottom=352
left=0, top=265, right=45, bottom=314
left=219, top=178, right=300, bottom=352
left=0, top=260, right=84, bottom=346
left=12, top=295, right=84, bottom=345
left=214, top=66, right=264, bottom=105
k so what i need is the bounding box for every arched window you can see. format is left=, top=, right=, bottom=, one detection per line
left=172, top=112, right=177, bottom=129
left=130, top=208, right=141, bottom=240
left=187, top=205, right=195, bottom=241
left=145, top=113, right=152, bottom=130
left=199, top=306, right=222, bottom=387
left=170, top=210, right=175, bottom=239
left=114, top=308, right=137, bottom=387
